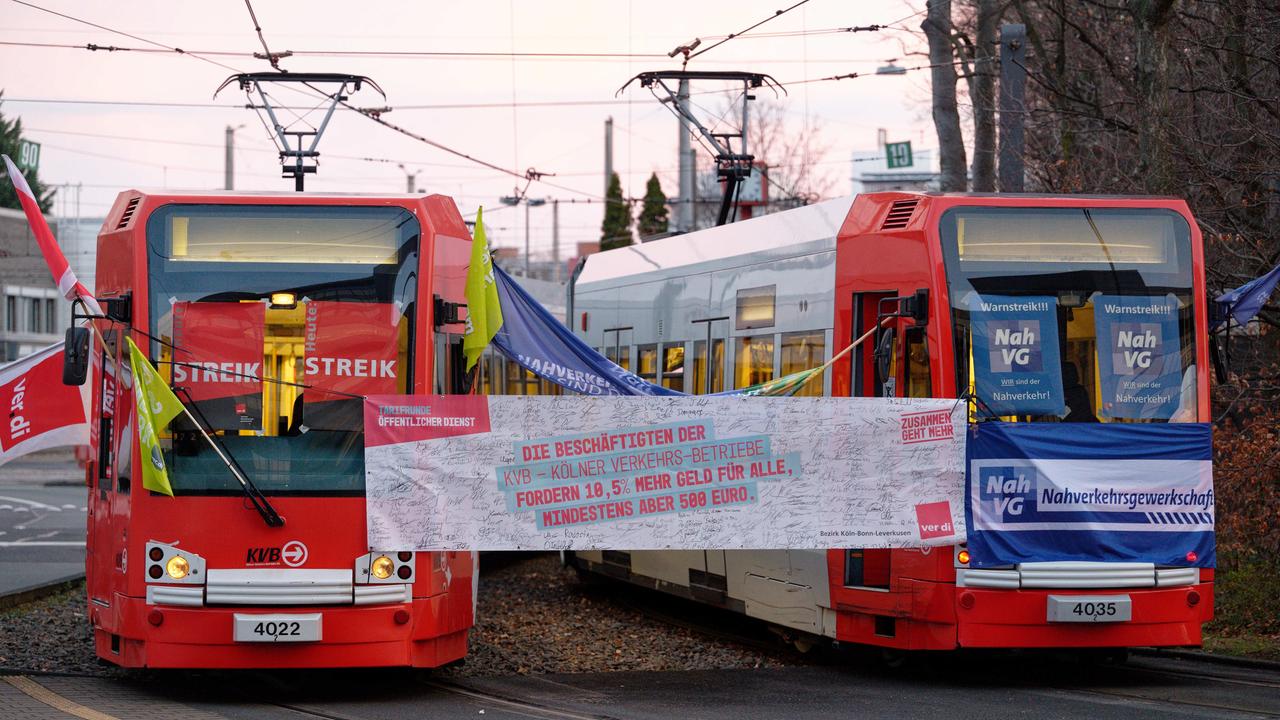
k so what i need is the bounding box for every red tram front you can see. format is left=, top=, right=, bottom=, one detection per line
left=83, top=191, right=475, bottom=668
left=565, top=191, right=1213, bottom=652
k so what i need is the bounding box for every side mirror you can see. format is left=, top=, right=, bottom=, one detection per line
left=63, top=326, right=91, bottom=386
left=910, top=288, right=929, bottom=325
left=874, top=326, right=896, bottom=390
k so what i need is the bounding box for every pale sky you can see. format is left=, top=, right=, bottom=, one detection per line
left=1, top=0, right=932, bottom=257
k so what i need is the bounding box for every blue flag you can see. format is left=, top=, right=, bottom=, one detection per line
left=965, top=421, right=1215, bottom=568
left=491, top=265, right=682, bottom=396
left=1214, top=261, right=1280, bottom=331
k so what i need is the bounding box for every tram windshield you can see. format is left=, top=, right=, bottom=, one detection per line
left=145, top=204, right=419, bottom=495
left=940, top=206, right=1197, bottom=423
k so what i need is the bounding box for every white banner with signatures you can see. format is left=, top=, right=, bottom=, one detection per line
left=363, top=395, right=966, bottom=551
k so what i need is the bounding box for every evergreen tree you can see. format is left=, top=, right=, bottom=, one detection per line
left=599, top=172, right=632, bottom=251
left=0, top=93, right=53, bottom=213
left=637, top=172, right=669, bottom=239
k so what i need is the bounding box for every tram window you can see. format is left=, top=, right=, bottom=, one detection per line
left=506, top=361, right=542, bottom=395
left=691, top=339, right=725, bottom=394
left=941, top=206, right=1197, bottom=423
left=637, top=345, right=658, bottom=382
left=844, top=548, right=891, bottom=589
left=478, top=352, right=495, bottom=395
left=780, top=332, right=825, bottom=397
left=735, top=285, right=776, bottom=330
left=604, top=344, right=633, bottom=371
left=435, top=333, right=466, bottom=395
left=602, top=328, right=634, bottom=372
left=661, top=345, right=685, bottom=392
left=146, top=204, right=420, bottom=495
left=735, top=335, right=775, bottom=389
left=904, top=327, right=931, bottom=398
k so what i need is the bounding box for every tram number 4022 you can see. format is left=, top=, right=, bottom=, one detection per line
left=233, top=613, right=322, bottom=642
left=253, top=621, right=301, bottom=639
left=1047, top=595, right=1132, bottom=623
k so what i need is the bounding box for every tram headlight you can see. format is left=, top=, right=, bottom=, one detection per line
left=166, top=555, right=190, bottom=579
left=957, top=550, right=971, bottom=565
left=371, top=555, right=395, bottom=580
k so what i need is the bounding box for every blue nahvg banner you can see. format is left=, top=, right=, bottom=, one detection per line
left=491, top=265, right=682, bottom=396
left=1094, top=294, right=1183, bottom=419
left=969, top=294, right=1065, bottom=416
left=966, top=421, right=1214, bottom=568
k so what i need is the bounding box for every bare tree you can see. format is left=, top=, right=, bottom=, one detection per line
left=952, top=0, right=998, bottom=189
left=924, top=0, right=969, bottom=191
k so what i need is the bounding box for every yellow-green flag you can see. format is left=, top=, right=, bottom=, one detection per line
left=126, top=337, right=185, bottom=496
left=463, top=207, right=504, bottom=371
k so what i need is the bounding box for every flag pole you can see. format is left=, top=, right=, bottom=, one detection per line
left=758, top=316, right=893, bottom=396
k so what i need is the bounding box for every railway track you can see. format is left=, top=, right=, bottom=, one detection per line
left=599, top=577, right=1280, bottom=718
left=0, top=667, right=617, bottom=720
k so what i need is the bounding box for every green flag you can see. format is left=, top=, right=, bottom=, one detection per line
left=463, top=207, right=504, bottom=371
left=126, top=337, right=185, bottom=496
left=737, top=366, right=825, bottom=397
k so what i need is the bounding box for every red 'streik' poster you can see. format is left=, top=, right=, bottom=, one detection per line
left=301, top=301, right=400, bottom=431
left=172, top=301, right=265, bottom=431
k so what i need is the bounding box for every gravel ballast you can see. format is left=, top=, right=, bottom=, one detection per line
left=0, top=553, right=810, bottom=677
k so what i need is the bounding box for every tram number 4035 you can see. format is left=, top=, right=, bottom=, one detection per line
left=233, top=613, right=322, bottom=642
left=1046, top=595, right=1132, bottom=623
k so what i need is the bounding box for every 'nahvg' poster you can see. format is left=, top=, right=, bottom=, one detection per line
left=1093, top=294, right=1183, bottom=419
left=969, top=294, right=1065, bottom=416
left=363, top=395, right=966, bottom=551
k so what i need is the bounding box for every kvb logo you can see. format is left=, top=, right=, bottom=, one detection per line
left=988, top=319, right=1043, bottom=372
left=245, top=540, right=308, bottom=567
left=977, top=464, right=1037, bottom=521
left=281, top=540, right=308, bottom=567
left=1113, top=322, right=1161, bottom=374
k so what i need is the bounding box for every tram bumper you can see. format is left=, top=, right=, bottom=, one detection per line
left=954, top=582, right=1214, bottom=648
left=104, top=594, right=468, bottom=669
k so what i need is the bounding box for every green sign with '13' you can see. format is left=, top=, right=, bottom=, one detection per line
left=885, top=141, right=913, bottom=169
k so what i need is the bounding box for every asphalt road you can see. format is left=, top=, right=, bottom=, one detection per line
left=0, top=453, right=88, bottom=598
left=2, top=653, right=1278, bottom=719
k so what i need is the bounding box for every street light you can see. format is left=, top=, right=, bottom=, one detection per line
left=500, top=195, right=546, bottom=277
left=875, top=60, right=907, bottom=76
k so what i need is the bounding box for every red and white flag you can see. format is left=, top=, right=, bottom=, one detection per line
left=0, top=342, right=91, bottom=466
left=2, top=154, right=102, bottom=316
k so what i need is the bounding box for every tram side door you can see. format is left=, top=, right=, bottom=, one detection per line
left=434, top=331, right=468, bottom=394
left=87, top=330, right=129, bottom=623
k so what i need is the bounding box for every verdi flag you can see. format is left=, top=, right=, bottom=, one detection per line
left=463, top=207, right=504, bottom=371
left=0, top=342, right=90, bottom=466
left=126, top=337, right=185, bottom=496
left=3, top=154, right=102, bottom=316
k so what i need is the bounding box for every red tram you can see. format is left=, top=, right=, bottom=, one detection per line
left=80, top=190, right=475, bottom=668
left=563, top=192, right=1213, bottom=651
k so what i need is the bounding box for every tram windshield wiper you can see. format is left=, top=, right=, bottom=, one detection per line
left=174, top=387, right=285, bottom=528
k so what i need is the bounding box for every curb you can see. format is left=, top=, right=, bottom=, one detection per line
left=1134, top=646, right=1280, bottom=672
left=0, top=574, right=85, bottom=611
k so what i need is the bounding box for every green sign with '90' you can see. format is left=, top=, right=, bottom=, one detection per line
left=17, top=140, right=40, bottom=172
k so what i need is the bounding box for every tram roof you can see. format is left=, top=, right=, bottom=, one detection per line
left=577, top=195, right=853, bottom=288
left=114, top=189, right=444, bottom=202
